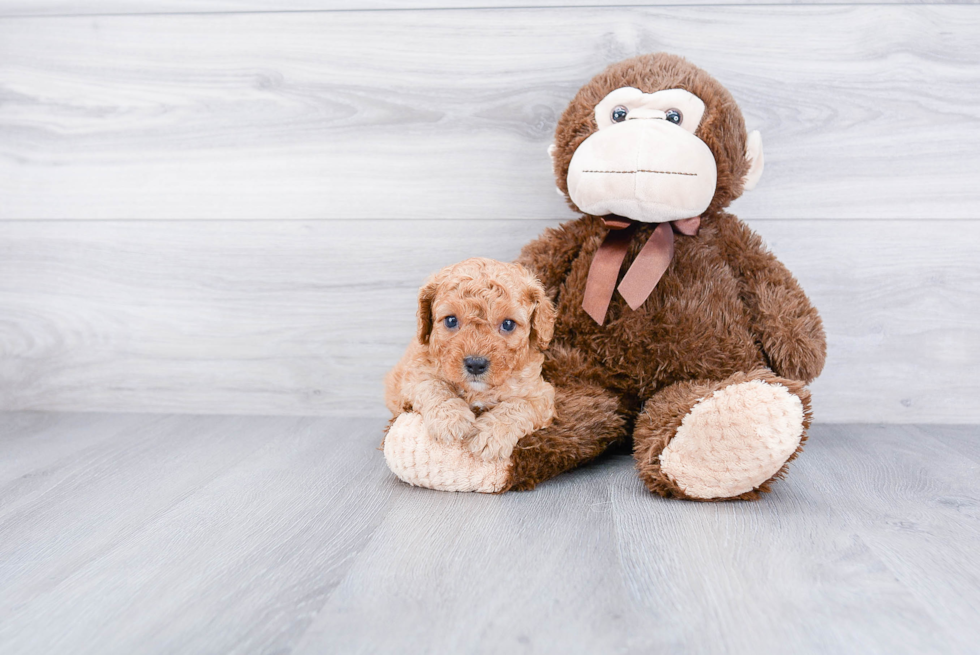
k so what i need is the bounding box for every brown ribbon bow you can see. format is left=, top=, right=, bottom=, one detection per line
left=582, top=215, right=701, bottom=325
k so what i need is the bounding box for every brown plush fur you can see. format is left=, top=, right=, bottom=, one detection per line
left=505, top=53, right=826, bottom=498
left=508, top=345, right=629, bottom=491
left=631, top=369, right=812, bottom=501
left=385, top=258, right=557, bottom=461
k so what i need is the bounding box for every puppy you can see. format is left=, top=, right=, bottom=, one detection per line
left=385, top=257, right=556, bottom=461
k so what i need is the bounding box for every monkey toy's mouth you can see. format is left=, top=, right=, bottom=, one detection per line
left=582, top=168, right=698, bottom=178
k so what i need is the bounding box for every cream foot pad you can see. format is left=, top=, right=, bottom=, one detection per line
left=660, top=380, right=804, bottom=499
left=383, top=413, right=510, bottom=493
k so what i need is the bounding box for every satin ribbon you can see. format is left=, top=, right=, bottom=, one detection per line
left=582, top=215, right=701, bottom=326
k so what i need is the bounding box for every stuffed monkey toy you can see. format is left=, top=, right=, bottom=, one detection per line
left=384, top=53, right=826, bottom=500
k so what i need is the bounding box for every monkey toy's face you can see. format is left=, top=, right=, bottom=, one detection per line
left=552, top=54, right=764, bottom=224
left=567, top=87, right=717, bottom=223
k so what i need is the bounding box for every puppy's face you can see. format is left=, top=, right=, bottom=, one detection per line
left=417, top=258, right=555, bottom=391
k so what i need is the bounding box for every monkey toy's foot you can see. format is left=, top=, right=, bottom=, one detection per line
left=634, top=371, right=811, bottom=501
left=383, top=413, right=511, bottom=493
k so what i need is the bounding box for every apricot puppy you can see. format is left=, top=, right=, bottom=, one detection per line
left=385, top=258, right=556, bottom=461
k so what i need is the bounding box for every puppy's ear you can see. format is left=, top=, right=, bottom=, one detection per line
left=526, top=275, right=556, bottom=349
left=417, top=269, right=449, bottom=345
left=417, top=277, right=439, bottom=345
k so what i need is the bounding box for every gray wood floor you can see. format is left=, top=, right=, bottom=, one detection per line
left=1, top=413, right=977, bottom=654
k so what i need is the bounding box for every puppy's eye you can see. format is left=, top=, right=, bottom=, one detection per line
left=500, top=319, right=516, bottom=333
left=611, top=105, right=629, bottom=123
left=444, top=316, right=458, bottom=329
left=665, top=108, right=682, bottom=125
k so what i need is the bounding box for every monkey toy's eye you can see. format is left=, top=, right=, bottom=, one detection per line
left=444, top=316, right=458, bottom=329
left=500, top=319, right=516, bottom=333
left=665, top=108, right=683, bottom=125
left=611, top=105, right=629, bottom=123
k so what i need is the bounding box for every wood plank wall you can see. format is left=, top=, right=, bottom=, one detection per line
left=1, top=2, right=977, bottom=422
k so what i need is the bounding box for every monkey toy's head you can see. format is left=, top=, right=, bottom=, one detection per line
left=550, top=53, right=764, bottom=223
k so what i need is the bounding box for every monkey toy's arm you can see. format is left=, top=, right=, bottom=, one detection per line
left=515, top=217, right=596, bottom=300
left=715, top=214, right=827, bottom=384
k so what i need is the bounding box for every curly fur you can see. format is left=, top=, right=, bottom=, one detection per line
left=385, top=258, right=557, bottom=461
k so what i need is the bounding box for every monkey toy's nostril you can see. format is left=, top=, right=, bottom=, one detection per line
left=463, top=356, right=490, bottom=376
left=626, top=107, right=667, bottom=121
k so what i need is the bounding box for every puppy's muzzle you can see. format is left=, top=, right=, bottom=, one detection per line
left=463, top=356, right=490, bottom=377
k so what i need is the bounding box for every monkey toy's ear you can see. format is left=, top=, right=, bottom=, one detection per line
left=742, top=130, right=765, bottom=192
left=416, top=277, right=439, bottom=345
left=548, top=143, right=565, bottom=197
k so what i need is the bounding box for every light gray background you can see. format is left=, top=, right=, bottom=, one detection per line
left=1, top=1, right=977, bottom=423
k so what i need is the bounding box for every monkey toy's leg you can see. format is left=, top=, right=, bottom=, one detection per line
left=632, top=369, right=812, bottom=501
left=384, top=413, right=513, bottom=493
left=503, top=343, right=629, bottom=490
left=505, top=379, right=627, bottom=491
left=383, top=346, right=628, bottom=493
left=383, top=381, right=626, bottom=493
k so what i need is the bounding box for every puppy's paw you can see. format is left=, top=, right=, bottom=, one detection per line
left=468, top=415, right=524, bottom=461
left=422, top=400, right=477, bottom=443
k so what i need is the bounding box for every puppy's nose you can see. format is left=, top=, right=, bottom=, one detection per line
left=464, top=356, right=490, bottom=376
